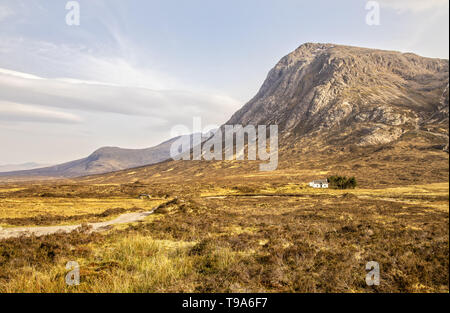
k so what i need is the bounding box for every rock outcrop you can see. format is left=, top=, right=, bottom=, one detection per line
left=227, top=43, right=449, bottom=147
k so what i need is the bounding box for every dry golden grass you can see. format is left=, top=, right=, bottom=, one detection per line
left=0, top=180, right=447, bottom=293
left=0, top=230, right=243, bottom=293
left=0, top=197, right=166, bottom=227
left=200, top=182, right=449, bottom=214
left=0, top=188, right=27, bottom=193
left=0, top=235, right=197, bottom=293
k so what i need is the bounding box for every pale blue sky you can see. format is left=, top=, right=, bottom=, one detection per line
left=0, top=0, right=448, bottom=164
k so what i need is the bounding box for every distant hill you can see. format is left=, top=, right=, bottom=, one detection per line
left=0, top=137, right=180, bottom=178
left=0, top=162, right=51, bottom=172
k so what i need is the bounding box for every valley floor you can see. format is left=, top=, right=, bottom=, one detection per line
left=0, top=181, right=448, bottom=293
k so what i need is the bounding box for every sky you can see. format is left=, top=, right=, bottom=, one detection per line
left=0, top=0, right=449, bottom=165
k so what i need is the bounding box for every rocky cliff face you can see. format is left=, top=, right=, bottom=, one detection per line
left=227, top=43, right=449, bottom=147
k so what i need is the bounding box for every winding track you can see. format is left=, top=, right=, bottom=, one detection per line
left=0, top=209, right=156, bottom=240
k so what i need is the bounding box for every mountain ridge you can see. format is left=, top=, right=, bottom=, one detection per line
left=0, top=137, right=180, bottom=178
left=227, top=43, right=448, bottom=148
left=1, top=43, right=448, bottom=182
left=71, top=43, right=448, bottom=187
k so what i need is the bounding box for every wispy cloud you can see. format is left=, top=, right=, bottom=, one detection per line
left=0, top=101, right=82, bottom=124
left=0, top=29, right=242, bottom=128
left=0, top=37, right=170, bottom=89
left=0, top=67, right=241, bottom=127
left=0, top=4, right=243, bottom=164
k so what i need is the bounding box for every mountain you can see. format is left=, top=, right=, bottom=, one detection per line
left=1, top=43, right=448, bottom=184
left=227, top=43, right=449, bottom=148
left=74, top=43, right=449, bottom=187
left=0, top=162, right=51, bottom=172
left=0, top=137, right=179, bottom=178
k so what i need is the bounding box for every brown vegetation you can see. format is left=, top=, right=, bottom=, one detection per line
left=0, top=180, right=448, bottom=292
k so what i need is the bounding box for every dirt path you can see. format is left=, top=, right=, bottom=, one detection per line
left=0, top=209, right=156, bottom=240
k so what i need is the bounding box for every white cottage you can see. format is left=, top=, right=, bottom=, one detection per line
left=309, top=179, right=329, bottom=188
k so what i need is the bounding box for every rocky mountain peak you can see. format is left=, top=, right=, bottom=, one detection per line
left=227, top=43, right=449, bottom=147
